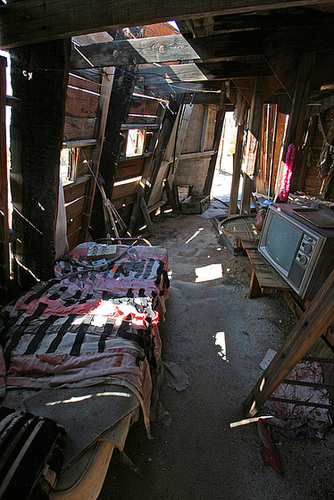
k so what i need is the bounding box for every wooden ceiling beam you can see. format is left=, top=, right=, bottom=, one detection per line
left=211, top=9, right=333, bottom=34
left=136, top=63, right=208, bottom=85
left=184, top=22, right=334, bottom=61
left=1, top=0, right=330, bottom=49
left=197, top=60, right=273, bottom=79
left=70, top=35, right=200, bottom=70
left=135, top=60, right=274, bottom=86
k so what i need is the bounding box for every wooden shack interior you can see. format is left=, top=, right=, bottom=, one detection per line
left=0, top=0, right=333, bottom=470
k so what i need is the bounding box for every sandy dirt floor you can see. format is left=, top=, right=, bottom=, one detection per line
left=99, top=207, right=334, bottom=500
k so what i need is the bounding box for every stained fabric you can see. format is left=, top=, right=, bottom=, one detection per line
left=0, top=243, right=169, bottom=443
left=272, top=360, right=332, bottom=436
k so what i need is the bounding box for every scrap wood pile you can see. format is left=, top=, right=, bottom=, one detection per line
left=0, top=242, right=169, bottom=497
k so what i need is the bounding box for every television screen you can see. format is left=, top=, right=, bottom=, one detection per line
left=265, top=214, right=302, bottom=272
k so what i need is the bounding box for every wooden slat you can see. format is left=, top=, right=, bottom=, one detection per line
left=66, top=196, right=85, bottom=222
left=137, top=63, right=208, bottom=85
left=129, top=97, right=179, bottom=235
left=198, top=60, right=273, bottom=80
left=0, top=56, right=9, bottom=303
left=71, top=35, right=199, bottom=69
left=121, top=123, right=160, bottom=131
left=183, top=22, right=334, bottom=62
left=66, top=211, right=83, bottom=236
left=116, top=163, right=144, bottom=181
left=140, top=197, right=155, bottom=237
left=68, top=74, right=101, bottom=94
left=74, top=146, right=93, bottom=177
left=129, top=98, right=160, bottom=117
left=67, top=228, right=81, bottom=251
left=229, top=123, right=245, bottom=217
left=166, top=104, right=193, bottom=177
left=112, top=179, right=141, bottom=201
left=65, top=86, right=99, bottom=118
left=63, top=138, right=97, bottom=148
left=246, top=249, right=291, bottom=291
left=179, top=150, right=215, bottom=160
left=63, top=116, right=96, bottom=141
left=1, top=1, right=327, bottom=49
left=113, top=193, right=137, bottom=210
left=270, top=112, right=286, bottom=198
left=79, top=68, right=115, bottom=241
left=244, top=269, right=334, bottom=417
left=63, top=175, right=90, bottom=204
left=203, top=100, right=224, bottom=194
left=126, top=115, right=157, bottom=125
left=118, top=155, right=150, bottom=167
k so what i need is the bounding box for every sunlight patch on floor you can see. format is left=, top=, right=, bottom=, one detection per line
left=195, top=263, right=223, bottom=283
left=185, top=227, right=204, bottom=245
left=215, top=331, right=229, bottom=361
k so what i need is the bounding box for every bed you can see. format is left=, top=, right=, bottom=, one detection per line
left=0, top=242, right=169, bottom=499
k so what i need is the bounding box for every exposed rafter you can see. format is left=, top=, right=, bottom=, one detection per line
left=136, top=63, right=207, bottom=86
left=70, top=35, right=200, bottom=70
left=182, top=22, right=334, bottom=62
left=0, top=0, right=330, bottom=49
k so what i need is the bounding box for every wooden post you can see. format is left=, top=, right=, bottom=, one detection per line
left=243, top=269, right=334, bottom=417
left=140, top=197, right=154, bottom=237
left=128, top=101, right=167, bottom=235
left=10, top=40, right=70, bottom=286
left=240, top=133, right=258, bottom=214
left=0, top=56, right=9, bottom=304
left=166, top=103, right=193, bottom=185
left=143, top=95, right=181, bottom=209
left=89, top=65, right=137, bottom=240
left=228, top=123, right=244, bottom=217
left=78, top=67, right=115, bottom=243
left=129, top=95, right=182, bottom=233
left=240, top=77, right=264, bottom=213
left=296, top=115, right=317, bottom=192
left=203, top=92, right=226, bottom=195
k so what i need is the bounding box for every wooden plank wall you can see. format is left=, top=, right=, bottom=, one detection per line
left=63, top=74, right=101, bottom=249
left=173, top=104, right=217, bottom=194
left=253, top=102, right=334, bottom=202
left=302, top=107, right=334, bottom=198
left=64, top=74, right=100, bottom=141
left=111, top=97, right=161, bottom=214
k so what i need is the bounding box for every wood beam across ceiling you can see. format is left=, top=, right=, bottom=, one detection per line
left=180, top=8, right=334, bottom=37
left=183, top=22, right=334, bottom=62
left=0, top=0, right=331, bottom=49
left=70, top=35, right=200, bottom=70
left=135, top=60, right=274, bottom=86
left=136, top=63, right=208, bottom=86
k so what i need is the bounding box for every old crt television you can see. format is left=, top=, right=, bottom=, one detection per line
left=258, top=203, right=334, bottom=301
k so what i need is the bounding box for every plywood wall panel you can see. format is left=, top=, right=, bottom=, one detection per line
left=182, top=105, right=204, bottom=153
left=174, top=157, right=211, bottom=194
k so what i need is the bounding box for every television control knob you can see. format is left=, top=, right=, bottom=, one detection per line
left=303, top=243, right=312, bottom=254
left=299, top=254, right=308, bottom=266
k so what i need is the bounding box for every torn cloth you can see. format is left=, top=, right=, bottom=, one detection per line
left=272, top=361, right=332, bottom=435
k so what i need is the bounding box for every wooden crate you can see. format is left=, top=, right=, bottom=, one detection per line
left=180, top=195, right=210, bottom=214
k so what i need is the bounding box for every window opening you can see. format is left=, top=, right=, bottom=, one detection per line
left=60, top=148, right=75, bottom=183
left=125, top=128, right=146, bottom=157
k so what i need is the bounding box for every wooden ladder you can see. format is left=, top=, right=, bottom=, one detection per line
left=243, top=269, right=334, bottom=417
